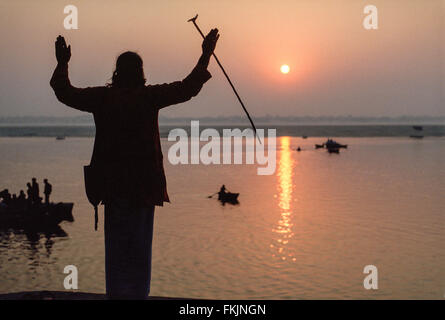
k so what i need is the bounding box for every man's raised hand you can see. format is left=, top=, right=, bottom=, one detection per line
left=55, top=35, right=71, bottom=64
left=202, top=28, right=220, bottom=57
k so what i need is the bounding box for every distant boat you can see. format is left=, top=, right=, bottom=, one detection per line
left=0, top=202, right=74, bottom=228
left=302, top=135, right=308, bottom=139
left=325, top=139, right=347, bottom=149
left=56, top=135, right=66, bottom=140
left=315, top=144, right=324, bottom=149
left=410, top=126, right=424, bottom=139
left=218, top=191, right=239, bottom=205
left=327, top=148, right=340, bottom=154
left=296, top=147, right=301, bottom=152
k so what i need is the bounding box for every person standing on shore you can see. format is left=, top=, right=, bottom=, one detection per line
left=50, top=29, right=219, bottom=299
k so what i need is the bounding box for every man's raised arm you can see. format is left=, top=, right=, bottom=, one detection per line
left=50, top=35, right=105, bottom=113
left=148, top=28, right=220, bottom=109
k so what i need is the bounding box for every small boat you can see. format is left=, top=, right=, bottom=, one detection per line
left=315, top=144, right=324, bottom=149
left=0, top=202, right=74, bottom=228
left=302, top=135, right=308, bottom=139
left=218, top=192, right=239, bottom=205
left=325, top=139, right=347, bottom=149
left=410, top=126, right=424, bottom=138
left=296, top=147, right=301, bottom=152
left=327, top=147, right=340, bottom=154
left=56, top=135, right=66, bottom=140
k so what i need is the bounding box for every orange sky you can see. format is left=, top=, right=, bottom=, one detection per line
left=0, top=0, right=443, bottom=117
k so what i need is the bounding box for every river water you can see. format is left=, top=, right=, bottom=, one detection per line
left=0, top=136, right=444, bottom=299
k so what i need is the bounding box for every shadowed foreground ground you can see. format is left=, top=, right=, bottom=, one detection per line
left=0, top=291, right=189, bottom=300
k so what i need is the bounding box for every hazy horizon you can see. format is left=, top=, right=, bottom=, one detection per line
left=0, top=0, right=444, bottom=118
left=1, top=114, right=445, bottom=125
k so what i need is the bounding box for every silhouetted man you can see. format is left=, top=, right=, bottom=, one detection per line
left=11, top=194, right=21, bottom=208
left=26, top=183, right=33, bottom=203
left=218, top=184, right=226, bottom=200
left=18, top=190, right=26, bottom=207
left=44, top=179, right=52, bottom=205
left=31, top=178, right=40, bottom=204
left=2, top=189, right=11, bottom=206
left=50, top=29, right=219, bottom=299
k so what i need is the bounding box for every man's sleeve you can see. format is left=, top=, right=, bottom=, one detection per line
left=50, top=63, right=105, bottom=113
left=147, top=65, right=212, bottom=109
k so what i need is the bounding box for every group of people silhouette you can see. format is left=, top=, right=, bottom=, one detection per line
left=0, top=178, right=52, bottom=209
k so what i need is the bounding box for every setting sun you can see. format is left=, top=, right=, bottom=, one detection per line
left=280, top=64, right=290, bottom=74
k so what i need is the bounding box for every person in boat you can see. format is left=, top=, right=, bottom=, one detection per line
left=1, top=189, right=12, bottom=206
left=31, top=178, right=40, bottom=204
left=26, top=183, right=33, bottom=204
left=50, top=30, right=219, bottom=299
left=18, top=190, right=26, bottom=201
left=44, top=179, right=52, bottom=205
left=218, top=185, right=227, bottom=200
left=10, top=194, right=21, bottom=209
left=17, top=190, right=27, bottom=207
left=5, top=190, right=11, bottom=206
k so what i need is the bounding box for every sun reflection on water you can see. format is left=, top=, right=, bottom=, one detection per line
left=271, top=136, right=296, bottom=261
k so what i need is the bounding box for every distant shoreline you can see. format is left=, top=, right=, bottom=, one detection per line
left=1, top=115, right=444, bottom=126
left=0, top=124, right=444, bottom=138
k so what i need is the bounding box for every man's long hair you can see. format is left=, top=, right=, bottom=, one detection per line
left=107, top=51, right=146, bottom=88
